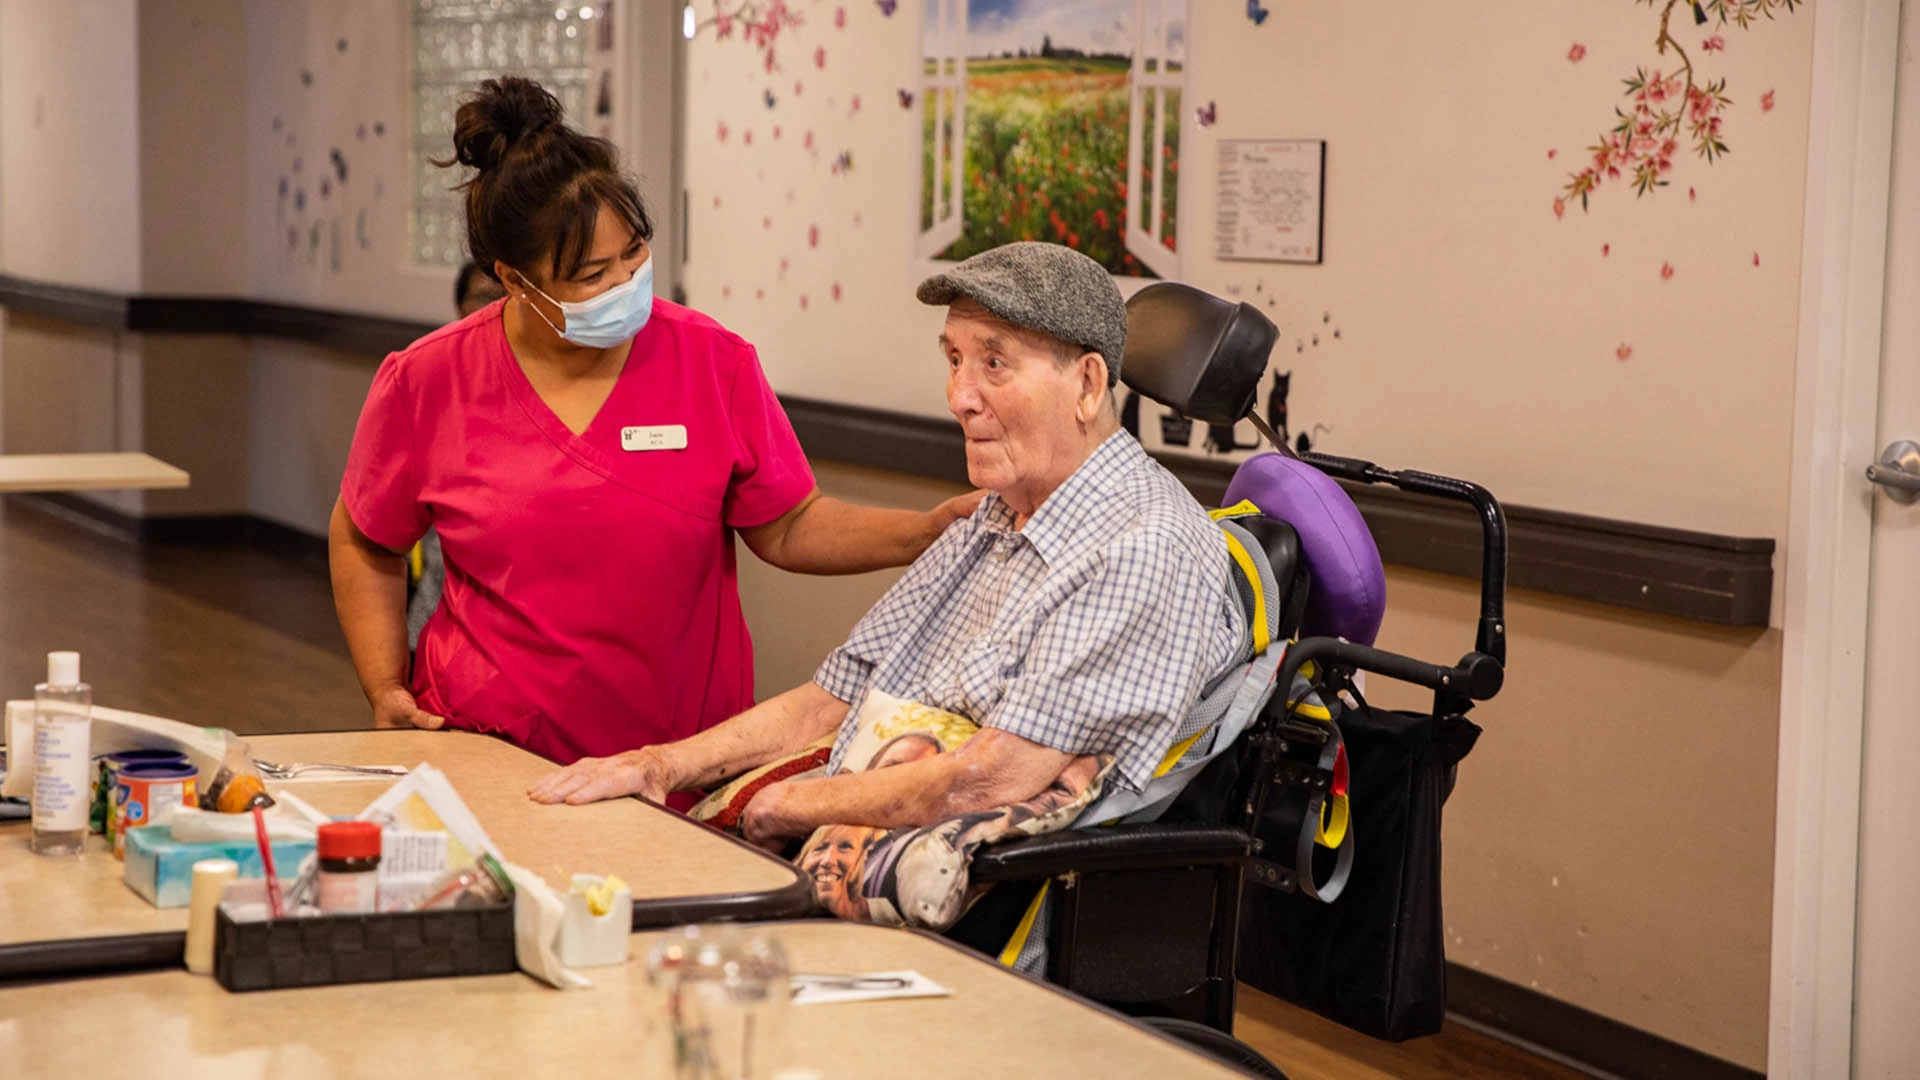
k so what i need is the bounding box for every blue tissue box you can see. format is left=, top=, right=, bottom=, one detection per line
left=122, top=826, right=316, bottom=909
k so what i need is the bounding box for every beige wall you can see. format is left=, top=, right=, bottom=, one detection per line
left=684, top=0, right=1814, bottom=546
left=138, top=334, right=251, bottom=516
left=0, top=0, right=143, bottom=292
left=1366, top=572, right=1778, bottom=1069
left=744, top=463, right=1779, bottom=1071
left=0, top=313, right=144, bottom=518
left=246, top=340, right=376, bottom=536
left=139, top=0, right=249, bottom=296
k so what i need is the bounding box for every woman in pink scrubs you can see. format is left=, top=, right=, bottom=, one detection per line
left=329, top=78, right=974, bottom=806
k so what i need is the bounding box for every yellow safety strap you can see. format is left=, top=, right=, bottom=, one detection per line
left=998, top=880, right=1051, bottom=967
left=1218, top=532, right=1270, bottom=656
left=1210, top=500, right=1272, bottom=654
left=406, top=541, right=425, bottom=583
left=1153, top=728, right=1210, bottom=779
left=1208, top=499, right=1263, bottom=522
left=1287, top=660, right=1332, bottom=720
left=1317, top=793, right=1350, bottom=848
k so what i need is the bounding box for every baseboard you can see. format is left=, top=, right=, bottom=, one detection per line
left=1444, top=964, right=1763, bottom=1080
left=5, top=493, right=326, bottom=560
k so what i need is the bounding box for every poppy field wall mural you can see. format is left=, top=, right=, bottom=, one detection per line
left=917, top=0, right=1186, bottom=278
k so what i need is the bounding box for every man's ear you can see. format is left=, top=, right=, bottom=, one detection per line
left=1077, top=352, right=1110, bottom=423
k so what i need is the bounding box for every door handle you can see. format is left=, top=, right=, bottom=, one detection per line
left=1867, top=440, right=1920, bottom=504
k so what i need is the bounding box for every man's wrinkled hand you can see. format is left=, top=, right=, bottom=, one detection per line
left=527, top=749, right=670, bottom=806
left=740, top=781, right=801, bottom=851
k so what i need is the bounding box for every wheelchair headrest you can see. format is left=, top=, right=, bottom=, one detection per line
left=1122, top=283, right=1278, bottom=426
left=1224, top=452, right=1387, bottom=647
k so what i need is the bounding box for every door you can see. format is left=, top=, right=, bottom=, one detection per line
left=1852, top=2, right=1920, bottom=1074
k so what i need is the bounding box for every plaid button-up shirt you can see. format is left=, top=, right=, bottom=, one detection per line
left=813, top=431, right=1247, bottom=792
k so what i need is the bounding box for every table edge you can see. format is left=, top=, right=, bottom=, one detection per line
left=2, top=729, right=820, bottom=983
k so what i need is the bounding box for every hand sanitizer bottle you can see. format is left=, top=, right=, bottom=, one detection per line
left=31, top=651, right=92, bottom=855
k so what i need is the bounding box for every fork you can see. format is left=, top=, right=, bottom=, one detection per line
left=253, top=760, right=410, bottom=780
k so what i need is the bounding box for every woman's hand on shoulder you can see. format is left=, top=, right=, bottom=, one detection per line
left=372, top=684, right=446, bottom=731
left=932, top=489, right=987, bottom=532
left=527, top=747, right=671, bottom=806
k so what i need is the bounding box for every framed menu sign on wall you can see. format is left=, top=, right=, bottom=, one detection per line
left=1214, top=139, right=1326, bottom=264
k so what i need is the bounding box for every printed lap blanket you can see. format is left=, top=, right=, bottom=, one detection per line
left=689, top=689, right=1112, bottom=929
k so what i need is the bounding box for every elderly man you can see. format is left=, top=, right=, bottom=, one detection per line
left=528, top=242, right=1245, bottom=847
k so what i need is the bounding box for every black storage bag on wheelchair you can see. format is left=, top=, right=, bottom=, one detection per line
left=1232, top=684, right=1480, bottom=1041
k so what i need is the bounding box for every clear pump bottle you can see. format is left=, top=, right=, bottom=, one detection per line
left=30, top=651, right=92, bottom=855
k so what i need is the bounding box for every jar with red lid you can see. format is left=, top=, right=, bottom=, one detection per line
left=316, top=821, right=382, bottom=914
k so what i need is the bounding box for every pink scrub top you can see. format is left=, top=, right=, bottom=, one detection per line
left=341, top=298, right=815, bottom=777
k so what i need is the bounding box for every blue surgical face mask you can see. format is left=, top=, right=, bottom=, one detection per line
left=518, top=258, right=654, bottom=349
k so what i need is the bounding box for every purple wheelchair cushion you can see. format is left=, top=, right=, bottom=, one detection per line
left=1224, top=452, right=1386, bottom=647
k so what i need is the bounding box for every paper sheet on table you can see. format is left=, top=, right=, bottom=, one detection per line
left=790, top=970, right=953, bottom=1006
left=1, top=700, right=232, bottom=800
left=354, top=763, right=501, bottom=872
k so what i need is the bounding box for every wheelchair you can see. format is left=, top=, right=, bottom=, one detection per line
left=954, top=283, right=1509, bottom=1076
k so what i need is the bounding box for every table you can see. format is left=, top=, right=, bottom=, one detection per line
left=0, top=452, right=188, bottom=492
left=0, top=730, right=812, bottom=981
left=0, top=921, right=1253, bottom=1078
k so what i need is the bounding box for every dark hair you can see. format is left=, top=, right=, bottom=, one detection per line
left=437, top=76, right=652, bottom=285
left=453, top=261, right=485, bottom=308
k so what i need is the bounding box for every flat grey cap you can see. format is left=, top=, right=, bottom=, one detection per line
left=917, top=242, right=1127, bottom=385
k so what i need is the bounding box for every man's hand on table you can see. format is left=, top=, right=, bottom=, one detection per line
left=527, top=748, right=671, bottom=805
left=372, top=684, right=445, bottom=730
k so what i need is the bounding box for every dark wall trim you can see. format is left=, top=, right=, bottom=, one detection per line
left=783, top=394, right=1776, bottom=627
left=1447, top=963, right=1763, bottom=1080
left=8, top=492, right=328, bottom=563
left=0, top=275, right=439, bottom=356
left=0, top=274, right=129, bottom=330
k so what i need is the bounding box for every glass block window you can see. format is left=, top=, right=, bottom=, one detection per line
left=411, top=0, right=596, bottom=267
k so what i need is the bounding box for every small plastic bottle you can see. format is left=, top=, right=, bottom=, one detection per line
left=30, top=651, right=92, bottom=856
left=316, top=821, right=382, bottom=913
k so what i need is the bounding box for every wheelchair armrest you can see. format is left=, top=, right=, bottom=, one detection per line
left=971, top=824, right=1251, bottom=883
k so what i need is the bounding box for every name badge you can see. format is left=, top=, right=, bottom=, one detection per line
left=621, top=425, right=688, bottom=452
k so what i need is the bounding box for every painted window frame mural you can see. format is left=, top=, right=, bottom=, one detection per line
left=916, top=0, right=1188, bottom=280
left=408, top=0, right=601, bottom=269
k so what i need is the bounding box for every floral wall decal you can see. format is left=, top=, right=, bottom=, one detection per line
left=1557, top=0, right=1803, bottom=214
left=690, top=0, right=805, bottom=73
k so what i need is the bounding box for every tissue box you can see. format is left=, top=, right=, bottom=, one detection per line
left=122, top=826, right=316, bottom=908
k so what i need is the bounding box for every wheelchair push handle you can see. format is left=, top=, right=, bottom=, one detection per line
left=1299, top=452, right=1509, bottom=667
left=1279, top=637, right=1504, bottom=713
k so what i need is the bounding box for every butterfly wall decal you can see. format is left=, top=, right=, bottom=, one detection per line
left=897, top=88, right=914, bottom=108
left=1246, top=0, right=1269, bottom=26
left=1195, top=101, right=1217, bottom=127
left=764, top=88, right=776, bottom=108
left=876, top=0, right=896, bottom=14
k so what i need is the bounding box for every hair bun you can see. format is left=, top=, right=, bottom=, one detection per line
left=449, top=76, right=564, bottom=171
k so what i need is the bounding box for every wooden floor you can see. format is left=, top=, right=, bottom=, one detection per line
left=0, top=498, right=365, bottom=736
left=0, top=498, right=1590, bottom=1080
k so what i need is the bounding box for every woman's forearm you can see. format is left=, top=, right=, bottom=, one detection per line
left=328, top=498, right=413, bottom=703
left=743, top=492, right=972, bottom=575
